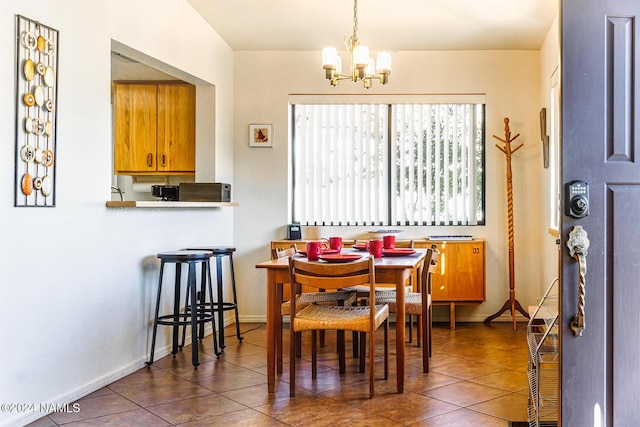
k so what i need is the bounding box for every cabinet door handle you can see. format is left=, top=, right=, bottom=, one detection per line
left=473, top=247, right=480, bottom=254
left=147, top=153, right=153, bottom=167
left=161, top=153, right=167, bottom=167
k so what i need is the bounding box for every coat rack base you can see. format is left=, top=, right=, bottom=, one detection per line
left=483, top=298, right=529, bottom=330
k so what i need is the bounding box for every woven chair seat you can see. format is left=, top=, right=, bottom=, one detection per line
left=374, top=290, right=431, bottom=315
left=281, top=290, right=357, bottom=315
left=293, top=304, right=389, bottom=334
left=343, top=284, right=413, bottom=295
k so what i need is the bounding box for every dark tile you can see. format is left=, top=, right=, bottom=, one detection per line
left=147, top=393, right=246, bottom=424
left=28, top=322, right=547, bottom=427
left=47, top=394, right=139, bottom=424
left=61, top=408, right=170, bottom=426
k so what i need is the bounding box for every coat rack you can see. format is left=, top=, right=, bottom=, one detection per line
left=484, top=117, right=529, bottom=330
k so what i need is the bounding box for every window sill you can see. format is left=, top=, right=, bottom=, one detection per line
left=106, top=201, right=238, bottom=208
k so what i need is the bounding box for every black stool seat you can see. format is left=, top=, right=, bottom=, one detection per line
left=193, top=246, right=237, bottom=255
left=146, top=250, right=218, bottom=369
left=184, top=246, right=242, bottom=351
left=157, top=250, right=213, bottom=262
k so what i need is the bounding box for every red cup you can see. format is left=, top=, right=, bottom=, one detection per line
left=367, top=239, right=383, bottom=258
left=329, top=236, right=342, bottom=252
left=383, top=235, right=395, bottom=249
left=306, top=241, right=322, bottom=261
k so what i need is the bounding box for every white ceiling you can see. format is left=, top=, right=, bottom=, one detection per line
left=187, top=0, right=558, bottom=51
left=112, top=1, right=558, bottom=81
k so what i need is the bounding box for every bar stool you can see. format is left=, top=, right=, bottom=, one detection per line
left=184, top=246, right=243, bottom=351
left=146, top=250, right=217, bottom=368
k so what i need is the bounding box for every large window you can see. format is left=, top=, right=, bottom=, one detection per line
left=291, top=100, right=485, bottom=226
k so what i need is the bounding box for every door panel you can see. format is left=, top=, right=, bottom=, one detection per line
left=562, top=0, right=640, bottom=425
left=610, top=186, right=640, bottom=425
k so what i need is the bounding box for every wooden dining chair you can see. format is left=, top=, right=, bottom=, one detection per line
left=371, top=247, right=435, bottom=373
left=273, top=246, right=356, bottom=374
left=288, top=256, right=389, bottom=398
left=343, top=239, right=415, bottom=358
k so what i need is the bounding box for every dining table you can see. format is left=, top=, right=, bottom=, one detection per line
left=255, top=247, right=428, bottom=393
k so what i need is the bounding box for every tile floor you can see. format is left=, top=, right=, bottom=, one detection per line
left=28, top=321, right=532, bottom=426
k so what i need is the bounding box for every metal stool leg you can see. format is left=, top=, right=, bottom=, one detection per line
left=187, top=262, right=199, bottom=368
left=180, top=259, right=220, bottom=355
left=198, top=261, right=207, bottom=339
left=215, top=255, right=226, bottom=350
left=228, top=253, right=243, bottom=342
left=180, top=281, right=190, bottom=350
left=146, top=261, right=165, bottom=367
left=206, top=259, right=222, bottom=357
left=171, top=263, right=182, bottom=356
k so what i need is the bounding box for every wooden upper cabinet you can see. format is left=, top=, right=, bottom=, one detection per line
left=113, top=84, right=157, bottom=173
left=157, top=84, right=195, bottom=173
left=113, top=82, right=195, bottom=176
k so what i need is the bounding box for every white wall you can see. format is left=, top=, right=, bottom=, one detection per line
left=232, top=49, right=547, bottom=324
left=0, top=1, right=234, bottom=426
left=539, top=15, right=562, bottom=295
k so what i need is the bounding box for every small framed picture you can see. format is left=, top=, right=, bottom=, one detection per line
left=249, top=124, right=273, bottom=147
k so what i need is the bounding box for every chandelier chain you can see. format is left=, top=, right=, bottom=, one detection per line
left=345, top=0, right=359, bottom=50
left=353, top=0, right=358, bottom=41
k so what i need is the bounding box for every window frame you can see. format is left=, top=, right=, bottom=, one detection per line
left=289, top=95, right=486, bottom=227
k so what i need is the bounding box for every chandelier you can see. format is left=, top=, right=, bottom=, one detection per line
left=321, top=0, right=391, bottom=89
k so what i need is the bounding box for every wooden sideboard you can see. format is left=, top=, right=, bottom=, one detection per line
left=270, top=238, right=486, bottom=329
left=414, top=239, right=486, bottom=329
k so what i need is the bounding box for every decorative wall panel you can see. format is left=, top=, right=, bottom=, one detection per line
left=14, top=15, right=58, bottom=207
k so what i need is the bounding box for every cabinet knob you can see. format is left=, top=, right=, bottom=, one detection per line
left=473, top=247, right=480, bottom=254
left=161, top=153, right=167, bottom=167
left=147, top=153, right=153, bottom=167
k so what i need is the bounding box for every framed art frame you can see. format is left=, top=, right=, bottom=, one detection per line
left=249, top=124, right=273, bottom=147
left=14, top=15, right=59, bottom=207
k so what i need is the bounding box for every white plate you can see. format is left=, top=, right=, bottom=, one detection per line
left=44, top=66, right=55, bottom=87
left=41, top=175, right=52, bottom=196
left=22, top=31, right=36, bottom=49
left=20, top=145, right=35, bottom=163
left=45, top=39, right=55, bottom=55
left=24, top=117, right=33, bottom=134
left=33, top=85, right=45, bottom=107
left=32, top=118, right=45, bottom=135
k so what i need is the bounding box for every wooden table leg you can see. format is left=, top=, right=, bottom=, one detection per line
left=395, top=270, right=406, bottom=393
left=266, top=270, right=277, bottom=393
left=275, top=283, right=283, bottom=374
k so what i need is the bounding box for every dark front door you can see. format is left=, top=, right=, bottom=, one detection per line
left=562, top=0, right=640, bottom=425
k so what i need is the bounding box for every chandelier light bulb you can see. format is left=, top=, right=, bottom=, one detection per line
left=366, top=58, right=376, bottom=77
left=353, top=45, right=369, bottom=67
left=376, top=52, right=392, bottom=74
left=322, top=47, right=338, bottom=68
